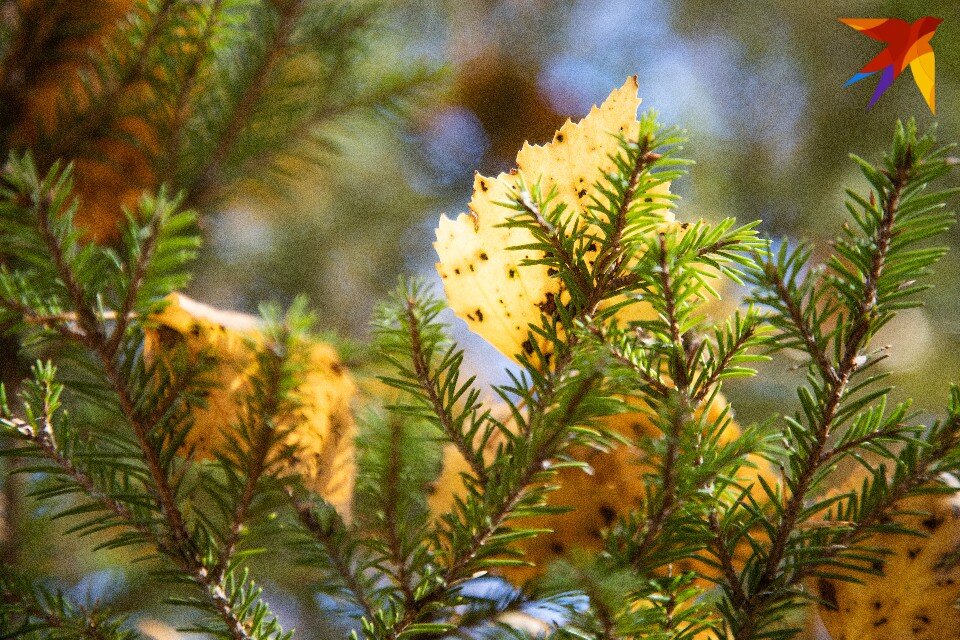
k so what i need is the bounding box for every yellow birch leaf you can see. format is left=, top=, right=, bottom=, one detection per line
left=434, top=76, right=674, bottom=364
left=144, top=293, right=356, bottom=519
left=813, top=477, right=960, bottom=640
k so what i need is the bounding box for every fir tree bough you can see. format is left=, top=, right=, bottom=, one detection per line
left=0, top=74, right=958, bottom=640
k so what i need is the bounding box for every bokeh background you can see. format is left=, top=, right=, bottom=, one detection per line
left=5, top=0, right=960, bottom=638
left=191, top=0, right=960, bottom=423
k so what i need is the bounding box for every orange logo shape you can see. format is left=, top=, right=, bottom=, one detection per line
left=841, top=17, right=941, bottom=114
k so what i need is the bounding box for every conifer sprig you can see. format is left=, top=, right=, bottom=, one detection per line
left=0, top=570, right=138, bottom=640
left=576, top=217, right=769, bottom=639
left=723, top=120, right=959, bottom=639
left=0, top=156, right=291, bottom=640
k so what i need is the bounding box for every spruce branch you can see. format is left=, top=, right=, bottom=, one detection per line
left=598, top=216, right=765, bottom=581
left=290, top=496, right=379, bottom=623
left=208, top=309, right=299, bottom=584
left=372, top=116, right=706, bottom=638
left=33, top=0, right=195, bottom=172
left=188, top=0, right=305, bottom=207
left=0, top=156, right=283, bottom=640
left=0, top=363, right=157, bottom=547
left=0, top=571, right=138, bottom=640
left=403, top=295, right=489, bottom=484
left=729, top=120, right=959, bottom=638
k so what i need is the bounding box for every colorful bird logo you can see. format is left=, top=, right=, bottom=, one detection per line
left=841, top=17, right=942, bottom=114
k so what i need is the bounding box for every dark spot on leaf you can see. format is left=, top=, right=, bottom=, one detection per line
left=521, top=339, right=534, bottom=355
left=871, top=559, right=886, bottom=574
left=551, top=542, right=565, bottom=554
left=156, top=325, right=182, bottom=349
left=479, top=252, right=489, bottom=260
left=644, top=197, right=653, bottom=202
left=577, top=189, right=586, bottom=198
left=537, top=292, right=557, bottom=316
left=817, top=579, right=839, bottom=611
left=599, top=504, right=616, bottom=525
left=508, top=268, right=517, bottom=279
left=480, top=180, right=488, bottom=192
left=475, top=309, right=483, bottom=322
left=556, top=133, right=564, bottom=142
left=873, top=617, right=888, bottom=627
left=923, top=514, right=944, bottom=531
left=587, top=242, right=598, bottom=252
left=908, top=547, right=921, bottom=559
left=547, top=267, right=558, bottom=276
left=454, top=268, right=461, bottom=275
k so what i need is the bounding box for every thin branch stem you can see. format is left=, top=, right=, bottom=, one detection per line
left=762, top=260, right=838, bottom=386
left=211, top=346, right=285, bottom=584
left=382, top=416, right=417, bottom=610
left=106, top=208, right=164, bottom=357
left=404, top=297, right=488, bottom=484
left=292, top=498, right=378, bottom=621
left=187, top=0, right=303, bottom=207
left=709, top=511, right=747, bottom=608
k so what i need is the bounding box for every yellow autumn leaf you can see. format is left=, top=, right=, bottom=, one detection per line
left=434, top=76, right=674, bottom=363
left=144, top=293, right=356, bottom=519
left=812, top=476, right=960, bottom=640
